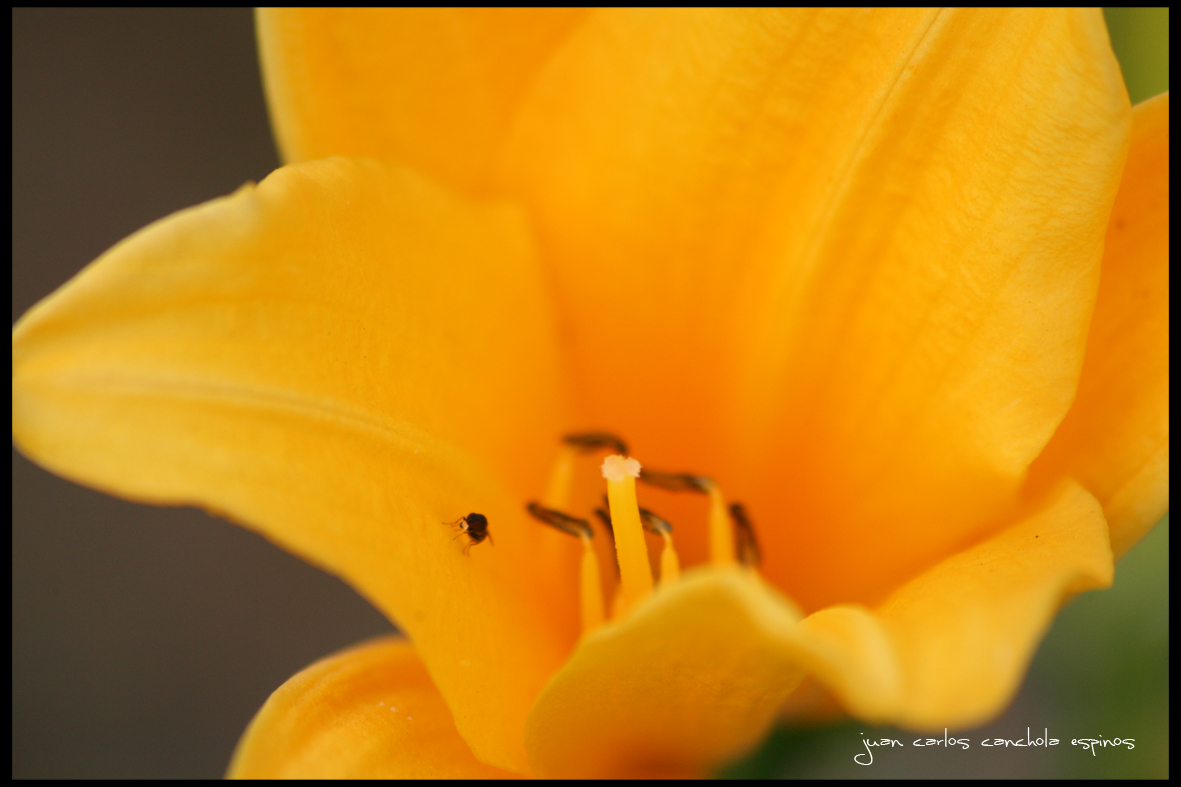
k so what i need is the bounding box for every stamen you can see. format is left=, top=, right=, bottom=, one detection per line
left=702, top=480, right=736, bottom=567
left=579, top=542, right=605, bottom=634
left=659, top=531, right=680, bottom=584
left=637, top=468, right=711, bottom=494
left=637, top=466, right=735, bottom=567
left=526, top=502, right=603, bottom=634
left=730, top=502, right=762, bottom=569
left=601, top=504, right=681, bottom=587
left=563, top=432, right=629, bottom=456
left=639, top=508, right=680, bottom=586
left=526, top=501, right=593, bottom=539
left=601, top=455, right=652, bottom=611
left=542, top=444, right=576, bottom=511
left=637, top=507, right=673, bottom=536
left=543, top=432, right=629, bottom=511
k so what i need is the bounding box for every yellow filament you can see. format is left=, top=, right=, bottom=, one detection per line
left=706, top=483, right=736, bottom=566
left=602, top=455, right=652, bottom=612
left=658, top=532, right=680, bottom=585
left=542, top=444, right=577, bottom=510
left=579, top=535, right=604, bottom=635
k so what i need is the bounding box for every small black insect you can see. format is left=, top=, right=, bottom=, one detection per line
left=729, top=503, right=761, bottom=568
left=446, top=513, right=492, bottom=554
left=562, top=431, right=629, bottom=456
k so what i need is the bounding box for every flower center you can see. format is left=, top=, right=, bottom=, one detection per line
left=527, top=433, right=760, bottom=636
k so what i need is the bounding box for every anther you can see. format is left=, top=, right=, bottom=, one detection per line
left=563, top=432, right=629, bottom=456
left=729, top=503, right=762, bottom=568
left=544, top=432, right=631, bottom=512
left=638, top=508, right=673, bottom=536
left=526, top=501, right=593, bottom=540
left=638, top=507, right=679, bottom=585
left=526, top=501, right=603, bottom=634
left=637, top=467, right=734, bottom=566
left=637, top=468, right=712, bottom=494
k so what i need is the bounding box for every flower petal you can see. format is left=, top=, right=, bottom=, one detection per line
left=501, top=8, right=1131, bottom=608
left=1028, top=92, right=1169, bottom=558
left=782, top=480, right=1112, bottom=729
left=11, top=158, right=575, bottom=772
left=526, top=478, right=1110, bottom=776
left=228, top=636, right=519, bottom=778
left=855, top=477, right=1112, bottom=728
left=525, top=568, right=807, bottom=778
left=256, top=8, right=587, bottom=195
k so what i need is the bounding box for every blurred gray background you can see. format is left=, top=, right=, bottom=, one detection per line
left=12, top=9, right=395, bottom=778
left=11, top=8, right=1168, bottom=778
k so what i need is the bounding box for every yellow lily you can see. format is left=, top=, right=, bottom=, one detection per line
left=10, top=8, right=1167, bottom=778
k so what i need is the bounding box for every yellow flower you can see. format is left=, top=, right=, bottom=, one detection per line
left=11, top=8, right=1168, bottom=778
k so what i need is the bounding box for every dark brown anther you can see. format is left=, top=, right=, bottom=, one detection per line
left=637, top=468, right=713, bottom=494
left=638, top=507, right=673, bottom=536
left=562, top=432, right=629, bottom=456
left=527, top=501, right=593, bottom=539
left=729, top=503, right=761, bottom=568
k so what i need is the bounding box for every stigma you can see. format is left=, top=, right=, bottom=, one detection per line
left=528, top=432, right=760, bottom=637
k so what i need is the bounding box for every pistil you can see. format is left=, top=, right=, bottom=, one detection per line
left=601, top=454, right=653, bottom=611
